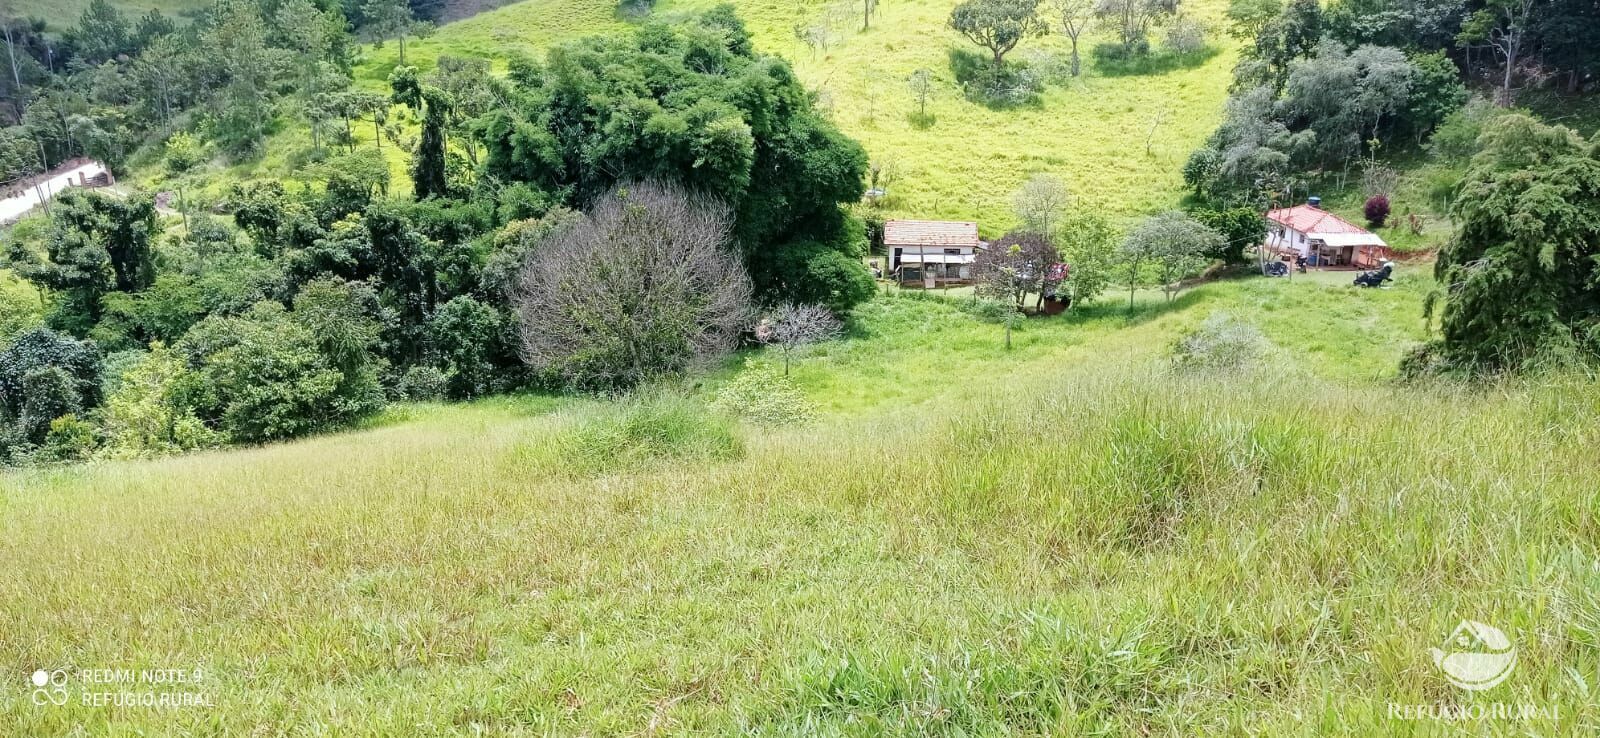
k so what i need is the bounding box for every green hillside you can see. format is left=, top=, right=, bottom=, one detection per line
left=7, top=0, right=204, bottom=31
left=182, top=0, right=1236, bottom=234
left=7, top=276, right=1599, bottom=734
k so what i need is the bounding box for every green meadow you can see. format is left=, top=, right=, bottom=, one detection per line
left=5, top=274, right=1599, bottom=734
left=136, top=0, right=1239, bottom=234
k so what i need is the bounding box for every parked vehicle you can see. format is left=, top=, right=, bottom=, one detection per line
left=1354, top=261, right=1394, bottom=288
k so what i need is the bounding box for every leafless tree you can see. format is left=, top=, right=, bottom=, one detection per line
left=514, top=181, right=753, bottom=390
left=866, top=156, right=898, bottom=205
left=1048, top=0, right=1093, bottom=77
left=1011, top=173, right=1070, bottom=237
left=1095, top=0, right=1176, bottom=54
left=1361, top=161, right=1399, bottom=199
left=1481, top=0, right=1535, bottom=107
left=756, top=303, right=842, bottom=375
left=908, top=68, right=933, bottom=119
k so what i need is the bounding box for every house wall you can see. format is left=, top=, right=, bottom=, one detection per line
left=1266, top=228, right=1309, bottom=257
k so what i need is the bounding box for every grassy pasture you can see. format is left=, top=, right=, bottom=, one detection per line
left=173, top=0, right=1239, bottom=231
left=5, top=275, right=1599, bottom=735
left=7, top=0, right=206, bottom=32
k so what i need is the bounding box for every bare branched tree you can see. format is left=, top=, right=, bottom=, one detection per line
left=1361, top=161, right=1400, bottom=199
left=514, top=181, right=753, bottom=390
left=756, top=303, right=842, bottom=375
left=1012, top=173, right=1071, bottom=237
left=1048, top=0, right=1094, bottom=77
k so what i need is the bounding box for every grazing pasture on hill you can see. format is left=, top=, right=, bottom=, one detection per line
left=6, top=276, right=1599, bottom=734
left=300, top=0, right=1239, bottom=231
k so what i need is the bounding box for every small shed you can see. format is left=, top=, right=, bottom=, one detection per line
left=1265, top=201, right=1390, bottom=269
left=884, top=219, right=981, bottom=288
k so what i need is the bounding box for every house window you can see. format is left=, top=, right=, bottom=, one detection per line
left=944, top=248, right=961, bottom=255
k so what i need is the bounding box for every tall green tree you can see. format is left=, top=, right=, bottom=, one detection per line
left=1415, top=115, right=1600, bottom=373
left=72, top=0, right=130, bottom=63
left=479, top=9, right=871, bottom=309
left=948, top=0, right=1047, bottom=68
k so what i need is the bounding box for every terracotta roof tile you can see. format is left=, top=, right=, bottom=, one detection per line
left=1266, top=205, right=1371, bottom=235
left=884, top=219, right=980, bottom=248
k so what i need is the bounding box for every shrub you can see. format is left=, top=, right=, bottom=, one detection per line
left=1164, top=17, right=1208, bottom=56
left=751, top=239, right=877, bottom=315
left=1364, top=195, right=1391, bottom=228
left=428, top=296, right=509, bottom=399
left=950, top=49, right=1045, bottom=107
left=100, top=344, right=222, bottom=457
left=164, top=131, right=208, bottom=173
left=174, top=304, right=350, bottom=443
left=395, top=365, right=448, bottom=402
left=711, top=367, right=817, bottom=425
left=39, top=414, right=98, bottom=462
left=18, top=366, right=83, bottom=442
left=1171, top=313, right=1269, bottom=370
left=562, top=395, right=745, bottom=471
left=1189, top=207, right=1266, bottom=265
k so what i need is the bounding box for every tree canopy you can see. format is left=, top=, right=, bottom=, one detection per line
left=1413, top=116, right=1600, bottom=373
left=478, top=9, right=871, bottom=308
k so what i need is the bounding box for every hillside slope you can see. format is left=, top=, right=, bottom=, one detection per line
left=378, top=0, right=1239, bottom=229
left=153, top=0, right=1238, bottom=233
left=5, top=276, right=1598, bottom=734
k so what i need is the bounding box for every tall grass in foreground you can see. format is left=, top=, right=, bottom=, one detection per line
left=2, top=351, right=1597, bottom=734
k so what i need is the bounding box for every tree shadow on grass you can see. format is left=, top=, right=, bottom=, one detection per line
left=1060, top=288, right=1211, bottom=328
left=1090, top=44, right=1220, bottom=78
left=947, top=49, right=1046, bottom=111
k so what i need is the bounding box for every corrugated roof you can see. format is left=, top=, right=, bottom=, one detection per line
left=884, top=219, right=980, bottom=248
left=1266, top=204, right=1371, bottom=236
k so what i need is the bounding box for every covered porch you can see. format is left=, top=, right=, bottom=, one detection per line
left=896, top=253, right=974, bottom=288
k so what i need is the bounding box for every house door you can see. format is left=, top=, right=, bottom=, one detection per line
left=924, top=272, right=936, bottom=289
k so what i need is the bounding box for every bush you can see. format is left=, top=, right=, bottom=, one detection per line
left=1364, top=195, right=1391, bottom=228
left=174, top=305, right=350, bottom=443
left=0, top=328, right=102, bottom=447
left=395, top=365, right=448, bottom=401
left=949, top=49, right=1045, bottom=108
left=290, top=278, right=387, bottom=418
left=562, top=395, right=745, bottom=471
left=711, top=367, right=817, bottom=425
left=164, top=131, right=208, bottom=173
left=1164, top=17, right=1208, bottom=56
left=1171, top=313, right=1269, bottom=370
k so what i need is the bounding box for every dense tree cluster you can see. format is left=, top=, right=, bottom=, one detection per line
left=478, top=10, right=873, bottom=309
left=1190, top=0, right=1598, bottom=209
left=0, top=171, right=541, bottom=461
left=0, top=8, right=873, bottom=463
left=0, top=0, right=438, bottom=181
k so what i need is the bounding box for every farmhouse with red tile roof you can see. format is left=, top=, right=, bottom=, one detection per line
left=1265, top=201, right=1391, bottom=269
left=885, top=219, right=981, bottom=288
